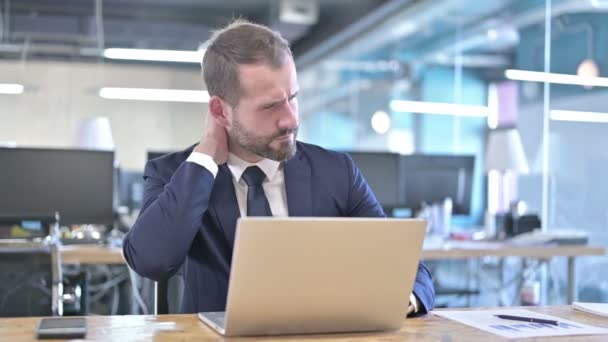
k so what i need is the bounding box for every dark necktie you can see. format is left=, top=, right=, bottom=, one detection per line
left=241, top=166, right=273, bottom=216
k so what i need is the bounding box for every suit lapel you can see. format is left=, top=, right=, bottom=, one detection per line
left=284, top=148, right=313, bottom=216
left=209, top=164, right=240, bottom=250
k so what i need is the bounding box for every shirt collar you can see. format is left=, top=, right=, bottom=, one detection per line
left=226, top=153, right=281, bottom=183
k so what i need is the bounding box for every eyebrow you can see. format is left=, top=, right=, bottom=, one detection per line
left=261, top=91, right=299, bottom=109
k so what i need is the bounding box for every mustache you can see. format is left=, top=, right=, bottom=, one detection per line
left=271, top=127, right=298, bottom=140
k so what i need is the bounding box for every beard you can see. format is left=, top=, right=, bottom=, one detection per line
left=230, top=117, right=298, bottom=162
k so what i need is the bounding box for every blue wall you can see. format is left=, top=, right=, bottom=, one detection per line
left=300, top=110, right=354, bottom=150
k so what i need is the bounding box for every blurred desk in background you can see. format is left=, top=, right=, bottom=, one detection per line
left=60, top=245, right=124, bottom=265
left=61, top=241, right=605, bottom=265
left=58, top=243, right=605, bottom=306
left=422, top=241, right=605, bottom=304
left=60, top=245, right=138, bottom=315
left=422, top=241, right=604, bottom=259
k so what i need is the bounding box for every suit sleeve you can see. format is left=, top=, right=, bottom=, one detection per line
left=344, top=153, right=435, bottom=315
left=122, top=160, right=215, bottom=281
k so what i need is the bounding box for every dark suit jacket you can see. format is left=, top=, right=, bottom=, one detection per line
left=123, top=141, right=435, bottom=314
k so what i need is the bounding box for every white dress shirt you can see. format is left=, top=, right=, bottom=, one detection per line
left=187, top=151, right=289, bottom=217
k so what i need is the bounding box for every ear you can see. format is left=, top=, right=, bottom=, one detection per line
left=208, top=96, right=232, bottom=128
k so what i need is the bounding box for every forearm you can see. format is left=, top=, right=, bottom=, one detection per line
left=411, top=262, right=435, bottom=316
left=123, top=162, right=215, bottom=281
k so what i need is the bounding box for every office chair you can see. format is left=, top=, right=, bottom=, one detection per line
left=155, top=264, right=185, bottom=314
left=0, top=214, right=81, bottom=317
left=0, top=239, right=63, bottom=317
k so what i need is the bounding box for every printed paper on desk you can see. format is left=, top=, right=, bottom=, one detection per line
left=574, top=302, right=608, bottom=318
left=434, top=309, right=608, bottom=339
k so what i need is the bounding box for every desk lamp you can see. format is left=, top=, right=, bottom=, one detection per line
left=485, top=128, right=529, bottom=238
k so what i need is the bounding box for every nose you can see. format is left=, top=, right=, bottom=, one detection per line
left=277, top=99, right=298, bottom=130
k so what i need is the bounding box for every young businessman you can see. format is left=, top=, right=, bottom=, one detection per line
left=123, top=19, right=435, bottom=316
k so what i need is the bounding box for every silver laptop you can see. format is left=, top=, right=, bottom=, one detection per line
left=198, top=217, right=426, bottom=337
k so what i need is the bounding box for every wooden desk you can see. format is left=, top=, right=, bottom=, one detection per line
left=60, top=245, right=124, bottom=265
left=423, top=241, right=605, bottom=304
left=2, top=306, right=608, bottom=341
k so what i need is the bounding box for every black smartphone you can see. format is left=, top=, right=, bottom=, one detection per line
left=36, top=317, right=87, bottom=339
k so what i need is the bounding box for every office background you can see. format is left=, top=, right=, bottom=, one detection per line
left=1, top=0, right=607, bottom=314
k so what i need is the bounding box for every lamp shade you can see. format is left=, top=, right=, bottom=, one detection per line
left=531, top=132, right=565, bottom=174
left=485, top=128, right=529, bottom=173
left=73, top=117, right=115, bottom=150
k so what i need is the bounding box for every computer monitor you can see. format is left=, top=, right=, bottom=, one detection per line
left=116, top=170, right=144, bottom=212
left=401, top=154, right=474, bottom=215
left=115, top=150, right=174, bottom=211
left=346, top=152, right=403, bottom=208
left=114, top=150, right=176, bottom=212
left=0, top=147, right=114, bottom=226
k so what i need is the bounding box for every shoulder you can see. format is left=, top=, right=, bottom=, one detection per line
left=294, top=141, right=353, bottom=166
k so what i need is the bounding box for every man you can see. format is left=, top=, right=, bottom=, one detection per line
left=123, top=19, right=434, bottom=316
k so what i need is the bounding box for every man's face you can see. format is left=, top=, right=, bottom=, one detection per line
left=226, top=56, right=299, bottom=162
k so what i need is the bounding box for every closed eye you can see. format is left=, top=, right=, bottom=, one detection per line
left=261, top=91, right=298, bottom=110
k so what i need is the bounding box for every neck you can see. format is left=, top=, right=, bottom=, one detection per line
left=228, top=141, right=263, bottom=163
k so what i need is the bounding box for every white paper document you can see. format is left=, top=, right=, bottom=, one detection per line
left=573, top=302, right=608, bottom=318
left=434, top=309, right=608, bottom=339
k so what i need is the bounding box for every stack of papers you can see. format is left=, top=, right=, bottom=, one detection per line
left=573, top=302, right=608, bottom=318
left=434, top=309, right=608, bottom=339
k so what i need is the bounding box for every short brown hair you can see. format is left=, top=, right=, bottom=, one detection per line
left=202, top=19, right=292, bottom=106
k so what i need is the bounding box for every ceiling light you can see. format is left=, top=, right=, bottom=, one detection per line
left=371, top=110, right=391, bottom=134
left=99, top=87, right=209, bottom=103
left=577, top=59, right=599, bottom=78
left=0, top=83, right=24, bottom=94
left=550, top=109, right=608, bottom=123
left=505, top=69, right=608, bottom=87
left=103, top=48, right=204, bottom=63
left=591, top=0, right=608, bottom=8
left=390, top=22, right=418, bottom=40
left=577, top=59, right=600, bottom=89
left=486, top=29, right=499, bottom=41
left=390, top=100, right=488, bottom=117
